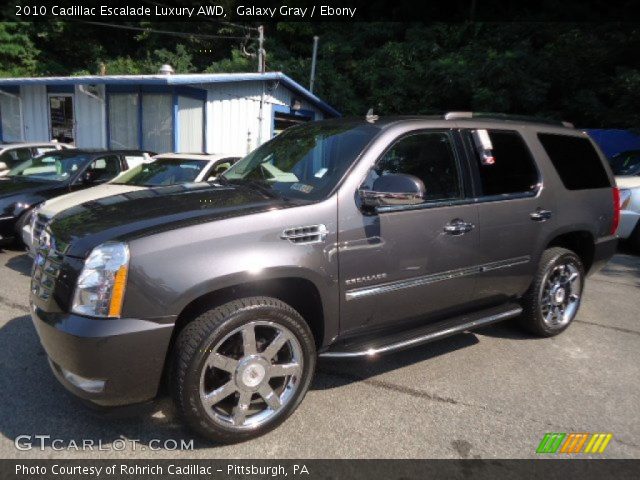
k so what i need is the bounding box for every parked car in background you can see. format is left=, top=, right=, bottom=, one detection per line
left=24, top=153, right=239, bottom=253
left=0, top=142, right=72, bottom=176
left=0, top=149, right=153, bottom=246
left=609, top=150, right=640, bottom=249
left=29, top=114, right=617, bottom=443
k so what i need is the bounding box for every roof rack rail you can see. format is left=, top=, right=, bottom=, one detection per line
left=443, top=111, right=573, bottom=128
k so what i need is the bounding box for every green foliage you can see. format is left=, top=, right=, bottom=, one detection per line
left=0, top=22, right=38, bottom=76
left=1, top=19, right=638, bottom=127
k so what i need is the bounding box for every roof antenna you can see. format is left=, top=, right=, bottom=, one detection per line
left=366, top=108, right=379, bottom=123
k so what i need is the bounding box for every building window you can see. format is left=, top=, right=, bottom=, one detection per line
left=109, top=94, right=139, bottom=149
left=0, top=94, right=22, bottom=142
left=177, top=96, right=204, bottom=153
left=142, top=94, right=173, bottom=153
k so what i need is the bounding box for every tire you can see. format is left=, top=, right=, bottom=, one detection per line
left=629, top=222, right=640, bottom=254
left=519, top=247, right=585, bottom=337
left=171, top=296, right=316, bottom=443
left=13, top=209, right=33, bottom=247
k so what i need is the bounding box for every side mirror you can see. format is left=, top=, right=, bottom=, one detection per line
left=358, top=173, right=425, bottom=212
left=0, top=161, right=8, bottom=171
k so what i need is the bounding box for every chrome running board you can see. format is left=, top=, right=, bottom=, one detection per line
left=319, top=303, right=522, bottom=359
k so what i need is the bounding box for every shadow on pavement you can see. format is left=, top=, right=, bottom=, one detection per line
left=0, top=314, right=214, bottom=450
left=314, top=332, right=480, bottom=390
left=3, top=253, right=32, bottom=277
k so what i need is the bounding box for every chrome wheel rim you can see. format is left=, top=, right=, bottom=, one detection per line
left=540, top=262, right=582, bottom=328
left=199, top=321, right=303, bottom=430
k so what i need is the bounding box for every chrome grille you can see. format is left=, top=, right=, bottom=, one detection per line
left=31, top=232, right=64, bottom=301
left=32, top=213, right=50, bottom=247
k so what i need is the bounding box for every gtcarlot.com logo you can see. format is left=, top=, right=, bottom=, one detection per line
left=536, top=433, right=613, bottom=454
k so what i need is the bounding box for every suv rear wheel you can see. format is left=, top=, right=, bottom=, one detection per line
left=171, top=296, right=316, bottom=443
left=519, top=247, right=585, bottom=337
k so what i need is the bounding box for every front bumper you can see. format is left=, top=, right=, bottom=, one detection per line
left=31, top=305, right=175, bottom=406
left=589, top=235, right=618, bottom=275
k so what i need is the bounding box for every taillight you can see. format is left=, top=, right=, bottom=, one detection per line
left=610, top=187, right=620, bottom=235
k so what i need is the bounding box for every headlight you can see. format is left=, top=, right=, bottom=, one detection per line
left=72, top=242, right=129, bottom=318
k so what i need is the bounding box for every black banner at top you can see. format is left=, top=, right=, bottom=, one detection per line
left=3, top=0, right=640, bottom=22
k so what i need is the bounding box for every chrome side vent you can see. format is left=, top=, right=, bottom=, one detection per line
left=280, top=224, right=328, bottom=245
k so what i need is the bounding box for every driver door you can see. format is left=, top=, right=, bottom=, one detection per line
left=338, top=130, right=480, bottom=334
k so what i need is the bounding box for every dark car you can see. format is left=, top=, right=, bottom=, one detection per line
left=0, top=149, right=153, bottom=245
left=30, top=114, right=618, bottom=443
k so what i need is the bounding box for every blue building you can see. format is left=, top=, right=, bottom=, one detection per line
left=0, top=71, right=339, bottom=155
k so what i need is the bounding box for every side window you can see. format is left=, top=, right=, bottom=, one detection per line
left=538, top=133, right=611, bottom=190
left=88, top=155, right=122, bottom=182
left=363, top=132, right=462, bottom=202
left=472, top=130, right=539, bottom=196
left=1, top=148, right=33, bottom=167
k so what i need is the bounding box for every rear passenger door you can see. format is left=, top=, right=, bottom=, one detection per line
left=463, top=129, right=556, bottom=303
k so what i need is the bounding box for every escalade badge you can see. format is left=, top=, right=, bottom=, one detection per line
left=345, top=273, right=387, bottom=286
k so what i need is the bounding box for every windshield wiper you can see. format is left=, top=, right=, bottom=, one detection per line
left=227, top=178, right=287, bottom=200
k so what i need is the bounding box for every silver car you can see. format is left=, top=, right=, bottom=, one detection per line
left=610, top=150, right=640, bottom=249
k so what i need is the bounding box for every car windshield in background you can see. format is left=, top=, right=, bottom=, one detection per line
left=609, top=151, right=640, bottom=176
left=8, top=153, right=88, bottom=181
left=221, top=122, right=379, bottom=201
left=111, top=159, right=206, bottom=186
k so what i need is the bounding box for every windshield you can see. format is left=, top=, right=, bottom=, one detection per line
left=221, top=122, right=379, bottom=201
left=111, top=159, right=207, bottom=186
left=610, top=151, right=640, bottom=176
left=8, top=153, right=88, bottom=181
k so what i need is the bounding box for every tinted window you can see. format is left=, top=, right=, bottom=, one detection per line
left=538, top=134, right=611, bottom=190
left=112, top=159, right=206, bottom=186
left=474, top=130, right=539, bottom=196
left=8, top=153, right=88, bottom=181
left=0, top=147, right=33, bottom=167
left=223, top=122, right=379, bottom=201
left=88, top=155, right=122, bottom=182
left=363, top=132, right=461, bottom=201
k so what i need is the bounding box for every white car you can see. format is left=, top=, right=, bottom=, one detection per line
left=610, top=150, right=640, bottom=249
left=23, top=153, right=239, bottom=254
left=0, top=142, right=72, bottom=176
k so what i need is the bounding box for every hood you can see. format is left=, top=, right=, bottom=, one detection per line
left=0, top=176, right=58, bottom=200
left=49, top=183, right=294, bottom=258
left=615, top=176, right=640, bottom=189
left=39, top=183, right=147, bottom=218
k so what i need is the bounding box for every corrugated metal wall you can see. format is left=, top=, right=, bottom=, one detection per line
left=204, top=81, right=324, bottom=155
left=20, top=85, right=48, bottom=142
left=74, top=85, right=106, bottom=148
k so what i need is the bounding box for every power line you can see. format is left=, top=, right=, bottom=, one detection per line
left=79, top=21, right=249, bottom=40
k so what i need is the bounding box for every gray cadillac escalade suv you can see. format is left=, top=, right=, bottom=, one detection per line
left=30, top=113, right=618, bottom=443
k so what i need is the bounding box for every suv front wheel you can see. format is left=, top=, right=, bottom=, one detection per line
left=519, top=247, right=585, bottom=337
left=171, top=296, right=316, bottom=443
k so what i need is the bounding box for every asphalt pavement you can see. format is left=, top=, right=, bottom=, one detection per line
left=0, top=247, right=638, bottom=459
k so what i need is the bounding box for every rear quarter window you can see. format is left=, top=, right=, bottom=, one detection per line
left=538, top=133, right=611, bottom=190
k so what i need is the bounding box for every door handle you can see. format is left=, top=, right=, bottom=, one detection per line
left=444, top=219, right=475, bottom=235
left=530, top=209, right=552, bottom=222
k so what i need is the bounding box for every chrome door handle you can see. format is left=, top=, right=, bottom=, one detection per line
left=444, top=219, right=475, bottom=235
left=530, top=209, right=552, bottom=222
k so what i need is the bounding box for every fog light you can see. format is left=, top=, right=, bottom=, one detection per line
left=60, top=367, right=105, bottom=393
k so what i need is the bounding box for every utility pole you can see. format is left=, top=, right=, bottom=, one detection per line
left=257, top=25, right=265, bottom=73
left=309, top=36, right=319, bottom=93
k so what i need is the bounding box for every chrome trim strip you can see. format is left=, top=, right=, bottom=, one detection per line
left=0, top=215, right=15, bottom=221
left=319, top=306, right=523, bottom=358
left=345, top=255, right=530, bottom=301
